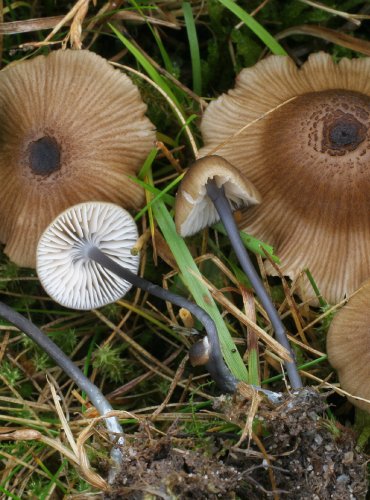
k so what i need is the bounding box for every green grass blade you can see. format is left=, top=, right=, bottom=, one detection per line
left=247, top=348, right=260, bottom=386
left=262, top=355, right=327, bottom=384
left=218, top=0, right=287, bottom=56
left=182, top=2, right=202, bottom=95
left=213, top=222, right=280, bottom=262
left=128, top=0, right=175, bottom=75
left=0, top=484, right=20, bottom=500
left=152, top=199, right=248, bottom=381
left=175, top=113, right=199, bottom=144
left=134, top=173, right=185, bottom=221
left=129, top=176, right=174, bottom=207
left=109, top=23, right=183, bottom=111
left=305, top=268, right=329, bottom=309
left=138, top=148, right=158, bottom=179
left=33, top=455, right=67, bottom=494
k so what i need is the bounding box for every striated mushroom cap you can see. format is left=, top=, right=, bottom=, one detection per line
left=199, top=53, right=370, bottom=304
left=0, top=49, right=155, bottom=267
left=327, top=280, right=370, bottom=412
left=37, top=202, right=140, bottom=310
left=175, top=155, right=261, bottom=236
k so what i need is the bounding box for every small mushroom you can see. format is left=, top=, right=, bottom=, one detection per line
left=0, top=301, right=124, bottom=477
left=199, top=52, right=370, bottom=304
left=327, top=280, right=370, bottom=413
left=175, top=156, right=302, bottom=390
left=175, top=156, right=261, bottom=236
left=189, top=337, right=210, bottom=367
left=37, top=201, right=238, bottom=393
left=0, top=49, right=155, bottom=267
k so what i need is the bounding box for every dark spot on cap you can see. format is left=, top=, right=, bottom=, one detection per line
left=330, top=122, right=359, bottom=146
left=322, top=112, right=367, bottom=154
left=27, top=136, right=61, bottom=176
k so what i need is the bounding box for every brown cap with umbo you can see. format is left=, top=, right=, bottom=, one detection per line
left=199, top=53, right=370, bottom=304
left=0, top=49, right=155, bottom=267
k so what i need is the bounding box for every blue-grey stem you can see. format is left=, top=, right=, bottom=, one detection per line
left=88, top=246, right=238, bottom=393
left=205, top=179, right=302, bottom=390
left=0, top=301, right=123, bottom=480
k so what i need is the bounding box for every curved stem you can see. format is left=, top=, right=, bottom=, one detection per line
left=206, top=180, right=302, bottom=390
left=88, top=247, right=238, bottom=393
left=0, top=301, right=123, bottom=479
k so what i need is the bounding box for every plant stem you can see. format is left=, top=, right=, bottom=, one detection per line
left=205, top=180, right=302, bottom=390
left=88, top=246, right=238, bottom=393
left=0, top=301, right=123, bottom=479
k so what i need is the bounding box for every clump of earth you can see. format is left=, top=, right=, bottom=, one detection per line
left=105, top=388, right=368, bottom=499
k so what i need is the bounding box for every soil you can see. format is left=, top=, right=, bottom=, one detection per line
left=105, top=388, right=368, bottom=499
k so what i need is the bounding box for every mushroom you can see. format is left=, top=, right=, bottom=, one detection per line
left=37, top=201, right=238, bottom=393
left=327, top=280, right=370, bottom=413
left=0, top=49, right=155, bottom=267
left=0, top=301, right=124, bottom=477
left=198, top=52, right=370, bottom=304
left=175, top=156, right=302, bottom=390
left=175, top=155, right=261, bottom=236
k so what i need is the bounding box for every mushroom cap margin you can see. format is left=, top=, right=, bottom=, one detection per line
left=327, top=280, right=370, bottom=413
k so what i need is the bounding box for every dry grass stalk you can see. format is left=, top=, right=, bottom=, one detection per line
left=152, top=354, right=189, bottom=420
left=234, top=383, right=262, bottom=447
left=48, top=378, right=109, bottom=490
left=277, top=25, right=370, bottom=56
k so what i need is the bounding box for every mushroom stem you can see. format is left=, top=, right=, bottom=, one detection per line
left=87, top=246, right=238, bottom=393
left=0, top=300, right=124, bottom=478
left=205, top=179, right=302, bottom=390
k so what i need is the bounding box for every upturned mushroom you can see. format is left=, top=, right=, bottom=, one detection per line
left=175, top=156, right=261, bottom=236
left=37, top=201, right=238, bottom=393
left=327, top=280, right=370, bottom=413
left=199, top=52, right=370, bottom=304
left=0, top=49, right=155, bottom=267
left=175, top=156, right=302, bottom=390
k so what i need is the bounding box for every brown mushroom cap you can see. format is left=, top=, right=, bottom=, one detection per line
left=199, top=53, right=370, bottom=304
left=175, top=155, right=261, bottom=236
left=327, top=280, right=370, bottom=412
left=0, top=49, right=155, bottom=267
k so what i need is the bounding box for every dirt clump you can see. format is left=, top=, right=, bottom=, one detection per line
left=105, top=388, right=368, bottom=499
left=254, top=388, right=368, bottom=499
